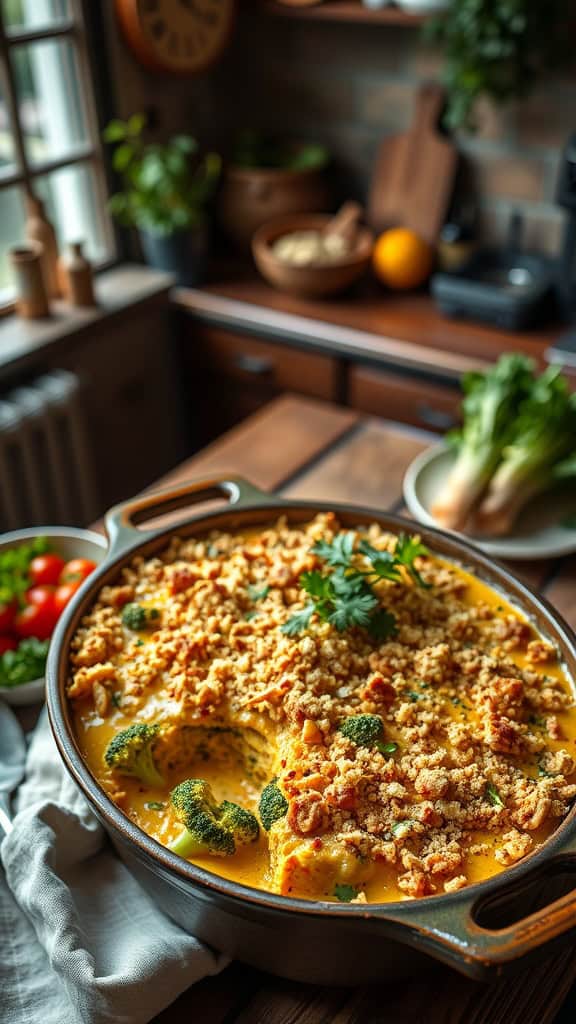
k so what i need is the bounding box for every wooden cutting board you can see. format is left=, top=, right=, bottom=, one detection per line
left=368, top=82, right=458, bottom=244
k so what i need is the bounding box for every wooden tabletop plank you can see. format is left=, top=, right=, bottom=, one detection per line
left=283, top=419, right=430, bottom=509
left=153, top=394, right=359, bottom=495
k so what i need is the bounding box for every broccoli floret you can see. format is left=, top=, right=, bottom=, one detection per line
left=104, top=723, right=164, bottom=786
left=339, top=714, right=395, bottom=756
left=258, top=778, right=288, bottom=831
left=121, top=603, right=160, bottom=631
left=168, top=778, right=260, bottom=859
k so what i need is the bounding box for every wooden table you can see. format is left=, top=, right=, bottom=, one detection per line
left=137, top=394, right=576, bottom=1024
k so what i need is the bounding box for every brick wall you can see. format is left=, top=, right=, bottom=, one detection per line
left=107, top=6, right=574, bottom=257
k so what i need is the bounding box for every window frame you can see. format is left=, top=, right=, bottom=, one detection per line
left=0, top=0, right=115, bottom=313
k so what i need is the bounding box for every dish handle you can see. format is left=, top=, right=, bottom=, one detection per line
left=105, top=476, right=272, bottom=557
left=380, top=830, right=576, bottom=978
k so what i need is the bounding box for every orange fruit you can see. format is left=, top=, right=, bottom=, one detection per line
left=372, top=228, right=434, bottom=290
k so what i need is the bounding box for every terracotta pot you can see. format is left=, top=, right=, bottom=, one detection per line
left=47, top=476, right=576, bottom=986
left=218, top=163, right=330, bottom=251
left=253, top=213, right=373, bottom=298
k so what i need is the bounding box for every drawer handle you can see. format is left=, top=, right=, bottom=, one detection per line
left=416, top=403, right=458, bottom=431
left=233, top=354, right=274, bottom=376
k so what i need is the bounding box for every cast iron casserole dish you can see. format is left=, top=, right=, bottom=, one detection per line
left=46, top=477, right=576, bottom=985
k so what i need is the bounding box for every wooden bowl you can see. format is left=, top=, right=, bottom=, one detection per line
left=252, top=214, right=373, bottom=299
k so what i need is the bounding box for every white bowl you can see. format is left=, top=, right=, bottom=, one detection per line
left=0, top=527, right=107, bottom=706
left=403, top=444, right=576, bottom=561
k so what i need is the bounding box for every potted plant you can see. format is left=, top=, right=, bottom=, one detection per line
left=427, top=0, right=572, bottom=131
left=103, top=114, right=221, bottom=286
left=218, top=132, right=331, bottom=251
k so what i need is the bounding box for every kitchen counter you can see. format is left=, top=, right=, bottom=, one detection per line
left=174, top=268, right=562, bottom=384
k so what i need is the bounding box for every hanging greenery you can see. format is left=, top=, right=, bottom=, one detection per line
left=427, top=0, right=573, bottom=131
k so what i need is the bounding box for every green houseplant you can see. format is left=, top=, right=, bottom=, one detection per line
left=427, top=0, right=572, bottom=131
left=103, top=114, right=221, bottom=285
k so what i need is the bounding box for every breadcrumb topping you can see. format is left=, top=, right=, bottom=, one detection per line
left=68, top=513, right=576, bottom=901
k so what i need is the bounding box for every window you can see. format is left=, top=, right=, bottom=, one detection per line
left=0, top=0, right=114, bottom=306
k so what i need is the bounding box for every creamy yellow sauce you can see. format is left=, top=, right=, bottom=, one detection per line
left=73, top=554, right=576, bottom=902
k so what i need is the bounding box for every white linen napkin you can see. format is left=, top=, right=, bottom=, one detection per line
left=0, top=708, right=228, bottom=1024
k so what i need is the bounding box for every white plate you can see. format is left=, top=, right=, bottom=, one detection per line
left=403, top=445, right=576, bottom=561
left=0, top=527, right=108, bottom=706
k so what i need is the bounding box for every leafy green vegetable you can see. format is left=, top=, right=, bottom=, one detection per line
left=475, top=367, right=576, bottom=537
left=333, top=883, right=357, bottom=903
left=248, top=583, right=269, bottom=602
left=485, top=783, right=505, bottom=809
left=282, top=531, right=429, bottom=639
left=0, top=637, right=50, bottom=688
left=431, top=354, right=535, bottom=532
left=0, top=536, right=50, bottom=606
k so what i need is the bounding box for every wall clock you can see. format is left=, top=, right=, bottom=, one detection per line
left=115, top=0, right=236, bottom=76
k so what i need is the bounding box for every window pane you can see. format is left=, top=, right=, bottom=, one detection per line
left=35, top=163, right=108, bottom=264
left=0, top=186, right=26, bottom=300
left=0, top=82, right=16, bottom=172
left=13, top=39, right=87, bottom=167
left=2, top=0, right=68, bottom=30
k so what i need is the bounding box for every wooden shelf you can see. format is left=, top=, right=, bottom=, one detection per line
left=261, top=2, right=426, bottom=27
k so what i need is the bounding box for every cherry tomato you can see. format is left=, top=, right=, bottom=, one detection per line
left=59, top=558, right=97, bottom=584
left=29, top=554, right=66, bottom=587
left=53, top=582, right=81, bottom=616
left=0, top=599, right=16, bottom=632
left=26, top=585, right=55, bottom=607
left=0, top=634, right=17, bottom=655
left=15, top=599, right=59, bottom=640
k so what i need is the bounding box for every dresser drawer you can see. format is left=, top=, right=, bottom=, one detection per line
left=192, top=326, right=338, bottom=401
left=349, top=366, right=460, bottom=432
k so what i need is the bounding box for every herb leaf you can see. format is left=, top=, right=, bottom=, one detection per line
left=248, top=583, right=270, bottom=602
left=0, top=536, right=50, bottom=606
left=282, top=529, right=430, bottom=639
left=144, top=801, right=165, bottom=811
left=394, top=534, right=431, bottom=588
left=376, top=740, right=398, bottom=755
left=281, top=604, right=315, bottom=636
left=0, top=637, right=50, bottom=688
left=312, top=533, right=355, bottom=567
left=485, top=783, right=505, bottom=808
left=333, top=883, right=357, bottom=903
left=391, top=821, right=413, bottom=838
left=367, top=608, right=397, bottom=641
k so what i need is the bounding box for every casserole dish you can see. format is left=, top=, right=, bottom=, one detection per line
left=46, top=477, right=576, bottom=985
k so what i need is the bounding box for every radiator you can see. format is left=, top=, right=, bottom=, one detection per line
left=0, top=370, right=99, bottom=531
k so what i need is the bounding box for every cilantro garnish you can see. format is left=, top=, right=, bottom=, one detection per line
left=485, top=783, right=505, bottom=808
left=333, top=883, right=358, bottom=903
left=281, top=531, right=429, bottom=639
left=248, top=583, right=270, bottom=602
